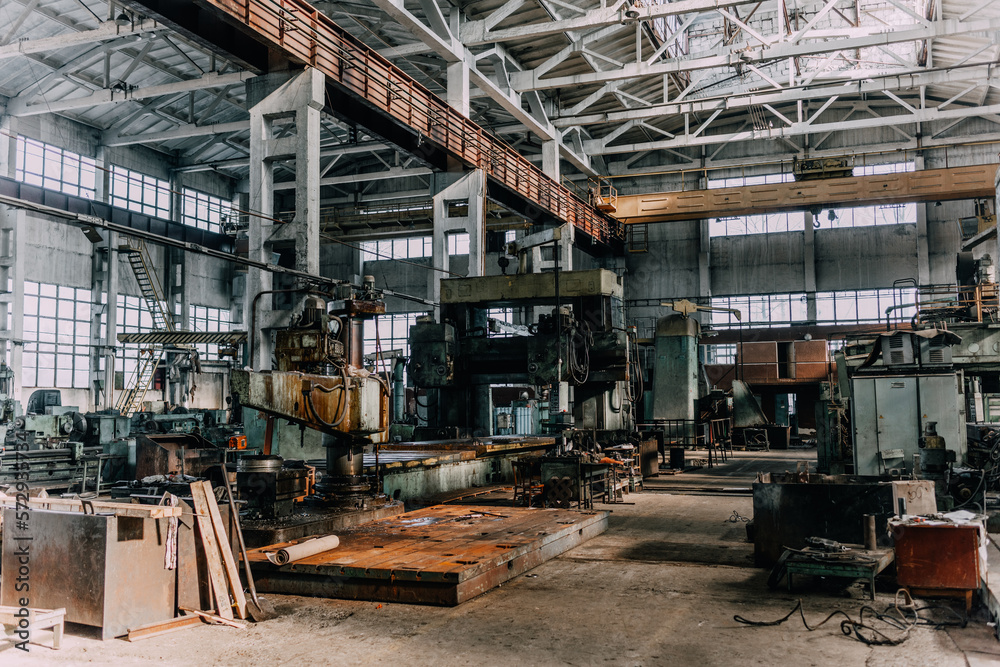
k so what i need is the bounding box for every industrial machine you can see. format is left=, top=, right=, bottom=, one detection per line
left=0, top=395, right=132, bottom=491
left=408, top=269, right=635, bottom=445
left=230, top=278, right=391, bottom=511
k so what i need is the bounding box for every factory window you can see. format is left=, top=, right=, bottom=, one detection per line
left=181, top=188, right=231, bottom=233
left=116, top=294, right=156, bottom=382
left=15, top=136, right=97, bottom=200
left=708, top=172, right=802, bottom=237
left=820, top=202, right=917, bottom=229
left=110, top=165, right=171, bottom=218
left=710, top=212, right=805, bottom=236
left=448, top=232, right=470, bottom=255
left=22, top=282, right=95, bottom=389
left=189, top=305, right=231, bottom=359
left=360, top=236, right=431, bottom=262
left=364, top=313, right=420, bottom=366
left=706, top=344, right=736, bottom=365
left=816, top=288, right=917, bottom=325
left=709, top=293, right=809, bottom=329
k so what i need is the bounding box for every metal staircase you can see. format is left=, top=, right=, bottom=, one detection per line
left=116, top=238, right=173, bottom=416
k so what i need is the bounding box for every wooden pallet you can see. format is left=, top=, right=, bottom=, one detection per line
left=247, top=505, right=608, bottom=606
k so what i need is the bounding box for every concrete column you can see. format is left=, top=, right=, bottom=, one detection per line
left=803, top=211, right=817, bottom=321
left=696, top=217, right=712, bottom=329
left=0, top=116, right=17, bottom=178
left=542, top=140, right=560, bottom=182
left=246, top=68, right=324, bottom=370
left=429, top=169, right=486, bottom=309
left=446, top=61, right=470, bottom=118
left=914, top=154, right=930, bottom=285
left=0, top=207, right=25, bottom=404
left=995, top=166, right=1000, bottom=272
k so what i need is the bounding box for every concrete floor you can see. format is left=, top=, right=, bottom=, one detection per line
left=6, top=450, right=1000, bottom=666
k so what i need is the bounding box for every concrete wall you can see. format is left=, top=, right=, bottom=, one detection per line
left=23, top=215, right=93, bottom=288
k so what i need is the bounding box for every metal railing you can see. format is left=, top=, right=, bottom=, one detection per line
left=198, top=0, right=625, bottom=246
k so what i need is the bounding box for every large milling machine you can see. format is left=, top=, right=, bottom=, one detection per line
left=230, top=278, right=403, bottom=546
left=409, top=268, right=637, bottom=449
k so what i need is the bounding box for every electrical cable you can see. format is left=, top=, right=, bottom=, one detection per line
left=734, top=590, right=966, bottom=647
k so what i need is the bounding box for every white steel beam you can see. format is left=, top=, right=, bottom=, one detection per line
left=368, top=0, right=594, bottom=174
left=552, top=63, right=1000, bottom=128
left=583, top=100, right=1000, bottom=154
left=0, top=19, right=165, bottom=60
left=273, top=166, right=433, bottom=190
left=6, top=70, right=253, bottom=116
left=102, top=120, right=250, bottom=146
left=461, top=0, right=742, bottom=45
left=511, top=17, right=1000, bottom=92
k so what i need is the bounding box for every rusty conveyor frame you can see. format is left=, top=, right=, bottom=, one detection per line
left=129, top=0, right=624, bottom=248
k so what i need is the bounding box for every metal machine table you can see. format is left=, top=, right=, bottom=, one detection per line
left=784, top=546, right=895, bottom=600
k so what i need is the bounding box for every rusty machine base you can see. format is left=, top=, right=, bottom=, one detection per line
left=240, top=499, right=405, bottom=549
left=247, top=504, right=609, bottom=605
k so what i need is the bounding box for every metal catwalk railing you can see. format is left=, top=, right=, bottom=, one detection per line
left=194, top=0, right=624, bottom=246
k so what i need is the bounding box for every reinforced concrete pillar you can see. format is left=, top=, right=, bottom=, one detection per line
left=542, top=140, right=560, bottom=182
left=446, top=61, right=470, bottom=118
left=429, top=169, right=486, bottom=309
left=0, top=117, right=24, bottom=402
left=246, top=68, right=324, bottom=370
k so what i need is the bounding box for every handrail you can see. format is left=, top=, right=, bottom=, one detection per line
left=181, top=0, right=625, bottom=247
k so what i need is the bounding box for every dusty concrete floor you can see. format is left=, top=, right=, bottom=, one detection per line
left=6, top=452, right=1000, bottom=666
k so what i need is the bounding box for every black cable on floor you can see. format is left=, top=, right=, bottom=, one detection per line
left=734, top=591, right=967, bottom=647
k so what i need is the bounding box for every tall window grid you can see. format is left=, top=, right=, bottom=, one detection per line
left=708, top=162, right=916, bottom=237
left=361, top=237, right=431, bottom=263
left=448, top=232, right=470, bottom=255
left=181, top=188, right=231, bottom=233
left=816, top=288, right=917, bottom=325
left=22, top=282, right=96, bottom=388
left=15, top=136, right=96, bottom=200
left=709, top=293, right=809, bottom=329
left=116, top=294, right=156, bottom=382
left=110, top=165, right=171, bottom=218
left=364, top=313, right=420, bottom=377
left=189, top=305, right=231, bottom=359
left=705, top=343, right=736, bottom=365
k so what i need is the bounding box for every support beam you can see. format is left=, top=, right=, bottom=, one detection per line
left=103, top=120, right=250, bottom=146
left=613, top=164, right=997, bottom=223
left=512, top=17, right=1000, bottom=93
left=7, top=70, right=252, bottom=116
left=272, top=166, right=433, bottom=190
left=0, top=18, right=162, bottom=59
left=585, top=99, right=1000, bottom=154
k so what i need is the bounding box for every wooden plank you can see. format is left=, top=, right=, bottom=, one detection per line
left=195, top=481, right=248, bottom=620
left=127, top=615, right=203, bottom=641
left=0, top=494, right=182, bottom=518
left=188, top=482, right=235, bottom=620
left=179, top=606, right=248, bottom=629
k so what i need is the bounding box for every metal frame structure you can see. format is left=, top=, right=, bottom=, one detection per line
left=0, top=0, right=994, bottom=205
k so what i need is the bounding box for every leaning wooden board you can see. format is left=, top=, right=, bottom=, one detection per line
left=246, top=505, right=609, bottom=605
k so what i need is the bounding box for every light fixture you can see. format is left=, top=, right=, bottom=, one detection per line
left=827, top=209, right=837, bottom=222
left=935, top=201, right=942, bottom=207
left=115, top=12, right=130, bottom=27
left=624, top=8, right=640, bottom=19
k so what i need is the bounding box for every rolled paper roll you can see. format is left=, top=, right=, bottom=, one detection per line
left=266, top=534, right=340, bottom=565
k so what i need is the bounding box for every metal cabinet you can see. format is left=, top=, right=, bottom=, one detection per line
left=851, top=373, right=965, bottom=476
